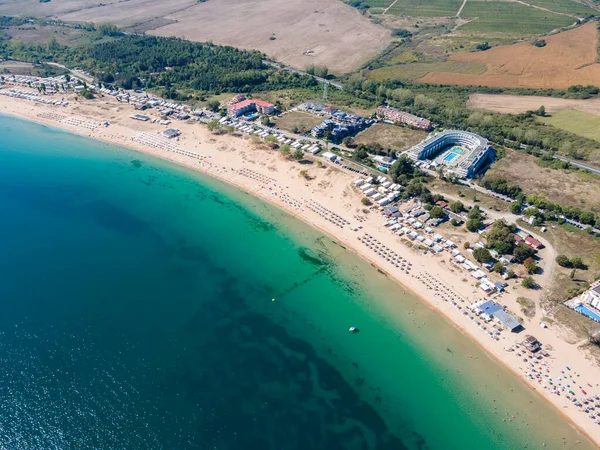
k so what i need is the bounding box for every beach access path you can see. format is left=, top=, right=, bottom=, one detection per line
left=0, top=92, right=599, bottom=446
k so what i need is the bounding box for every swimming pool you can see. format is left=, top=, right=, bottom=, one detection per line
left=575, top=305, right=600, bottom=321
left=443, top=152, right=458, bottom=163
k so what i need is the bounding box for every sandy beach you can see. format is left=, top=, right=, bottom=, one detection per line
left=2, top=92, right=600, bottom=446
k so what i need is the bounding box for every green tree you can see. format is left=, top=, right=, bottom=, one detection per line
left=467, top=206, right=481, bottom=220
left=450, top=201, right=464, bottom=214
left=389, top=154, right=415, bottom=183
left=523, top=207, right=540, bottom=217
left=521, top=277, right=536, bottom=289
left=466, top=218, right=481, bottom=232
left=571, top=257, right=585, bottom=269
left=280, top=145, right=291, bottom=158
left=485, top=220, right=515, bottom=255
left=524, top=257, right=537, bottom=274
left=555, top=254, right=572, bottom=268
left=207, top=119, right=220, bottom=132
left=293, top=149, right=304, bottom=161
left=513, top=244, right=535, bottom=263
left=207, top=99, right=220, bottom=112
left=361, top=197, right=372, bottom=206
left=473, top=247, right=493, bottom=264
left=429, top=206, right=444, bottom=219
left=492, top=261, right=505, bottom=273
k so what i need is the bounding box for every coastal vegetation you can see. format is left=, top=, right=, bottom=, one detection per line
left=0, top=32, right=317, bottom=98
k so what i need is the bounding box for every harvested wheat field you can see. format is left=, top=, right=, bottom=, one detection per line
left=468, top=94, right=600, bottom=116
left=419, top=22, right=600, bottom=88
left=0, top=0, right=391, bottom=75
left=487, top=150, right=600, bottom=212
left=147, top=0, right=391, bottom=74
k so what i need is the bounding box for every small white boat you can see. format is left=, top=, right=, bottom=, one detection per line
left=349, top=326, right=358, bottom=333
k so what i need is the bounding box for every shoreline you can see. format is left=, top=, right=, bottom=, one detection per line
left=1, top=94, right=599, bottom=446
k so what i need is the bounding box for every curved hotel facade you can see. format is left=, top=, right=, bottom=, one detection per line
left=406, top=130, right=495, bottom=179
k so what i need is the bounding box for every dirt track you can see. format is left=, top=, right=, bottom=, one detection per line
left=467, top=93, right=600, bottom=116
left=419, top=22, right=600, bottom=89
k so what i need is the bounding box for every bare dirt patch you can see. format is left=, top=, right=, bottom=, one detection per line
left=149, top=0, right=392, bottom=74
left=353, top=123, right=428, bottom=151
left=57, top=0, right=199, bottom=27
left=0, top=61, right=40, bottom=76
left=467, top=93, right=600, bottom=116
left=0, top=0, right=123, bottom=17
left=5, top=0, right=392, bottom=75
left=419, top=22, right=600, bottom=88
left=274, top=111, right=322, bottom=134
left=487, top=150, right=600, bottom=212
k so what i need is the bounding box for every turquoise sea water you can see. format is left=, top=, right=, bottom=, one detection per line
left=0, top=115, right=594, bottom=449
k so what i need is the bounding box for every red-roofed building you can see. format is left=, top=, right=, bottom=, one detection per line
left=435, top=200, right=448, bottom=208
left=229, top=94, right=246, bottom=105
left=483, top=223, right=495, bottom=233
left=524, top=236, right=544, bottom=250
left=324, top=105, right=338, bottom=114
left=228, top=99, right=275, bottom=117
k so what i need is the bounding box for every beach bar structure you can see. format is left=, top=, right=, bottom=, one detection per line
left=523, top=335, right=542, bottom=352
left=477, top=300, right=522, bottom=332
left=162, top=128, right=181, bottom=139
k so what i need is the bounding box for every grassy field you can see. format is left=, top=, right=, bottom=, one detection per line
left=459, top=1, right=575, bottom=35
left=274, top=111, right=323, bottom=134
left=524, top=0, right=597, bottom=16
left=4, top=24, right=97, bottom=47
left=385, top=49, right=420, bottom=65
left=359, top=0, right=394, bottom=12
left=353, top=123, right=428, bottom=151
left=367, top=60, right=487, bottom=81
left=486, top=150, right=600, bottom=213
left=541, top=109, right=600, bottom=143
left=386, top=0, right=463, bottom=17
left=430, top=180, right=511, bottom=213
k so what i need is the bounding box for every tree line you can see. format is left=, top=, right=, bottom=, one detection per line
left=341, top=73, right=600, bottom=162
left=0, top=33, right=317, bottom=96
left=481, top=175, right=599, bottom=229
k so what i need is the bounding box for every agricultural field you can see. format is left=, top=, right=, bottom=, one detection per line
left=418, top=22, right=600, bottom=88
left=385, top=0, right=463, bottom=17
left=540, top=109, right=600, bottom=143
left=486, top=150, right=600, bottom=213
left=523, top=0, right=598, bottom=17
left=0, top=0, right=391, bottom=75
left=353, top=123, right=427, bottom=151
left=458, top=1, right=575, bottom=35
left=0, top=61, right=42, bottom=76
left=368, top=60, right=486, bottom=81
left=467, top=94, right=600, bottom=116
left=274, top=111, right=323, bottom=135
left=3, top=24, right=95, bottom=47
